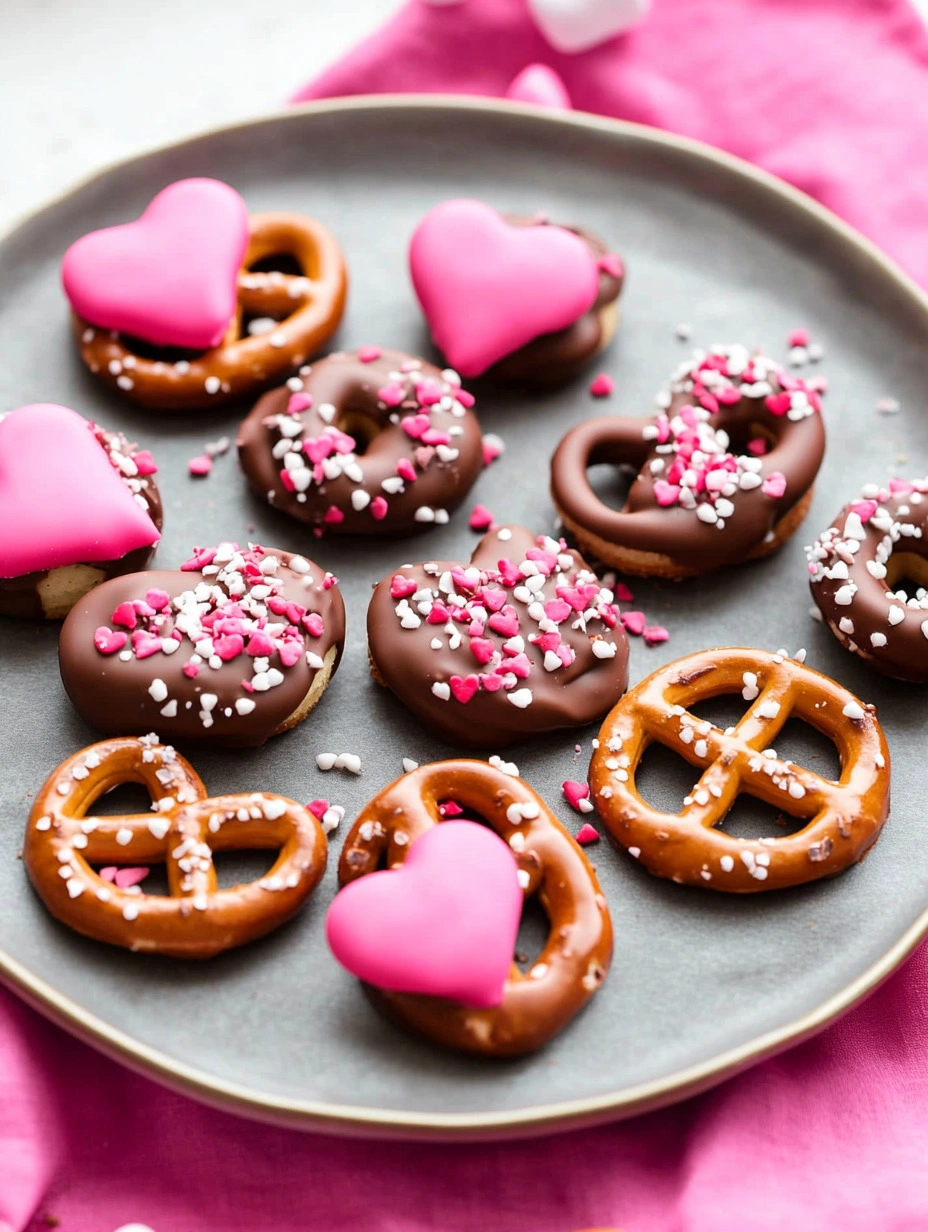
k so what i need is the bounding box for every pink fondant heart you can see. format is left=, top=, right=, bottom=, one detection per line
left=326, top=821, right=522, bottom=1008
left=409, top=199, right=600, bottom=376
left=449, top=674, right=480, bottom=703
left=0, top=405, right=160, bottom=579
left=61, top=178, right=249, bottom=350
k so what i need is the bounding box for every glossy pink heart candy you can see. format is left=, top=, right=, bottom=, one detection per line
left=61, top=178, right=249, bottom=350
left=409, top=198, right=600, bottom=376
left=326, top=821, right=523, bottom=1008
left=0, top=404, right=160, bottom=579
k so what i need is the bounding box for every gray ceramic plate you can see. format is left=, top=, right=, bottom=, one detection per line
left=1, top=97, right=927, bottom=1141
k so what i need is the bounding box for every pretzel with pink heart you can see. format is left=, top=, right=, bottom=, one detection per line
left=62, top=178, right=347, bottom=410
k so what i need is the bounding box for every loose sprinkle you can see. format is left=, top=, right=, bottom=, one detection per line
left=589, top=373, right=614, bottom=398
left=188, top=454, right=212, bottom=478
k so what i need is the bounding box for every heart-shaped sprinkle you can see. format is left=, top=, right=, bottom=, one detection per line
left=326, top=821, right=522, bottom=1007
left=93, top=627, right=128, bottom=655
left=410, top=199, right=600, bottom=376
left=61, top=178, right=249, bottom=349
left=449, top=674, right=480, bottom=704
left=762, top=472, right=788, bottom=499
left=0, top=405, right=160, bottom=579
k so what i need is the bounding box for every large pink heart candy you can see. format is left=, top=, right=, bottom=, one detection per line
left=409, top=198, right=600, bottom=376
left=326, top=821, right=522, bottom=1008
left=61, top=178, right=249, bottom=350
left=0, top=404, right=160, bottom=578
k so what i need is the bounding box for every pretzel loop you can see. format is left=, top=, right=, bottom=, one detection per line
left=75, top=211, right=347, bottom=410
left=339, top=760, right=613, bottom=1056
left=591, top=648, right=891, bottom=892
left=25, top=736, right=327, bottom=957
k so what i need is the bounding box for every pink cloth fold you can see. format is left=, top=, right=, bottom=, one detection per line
left=7, top=1, right=928, bottom=1228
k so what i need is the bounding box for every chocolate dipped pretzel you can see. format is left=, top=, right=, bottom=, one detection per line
left=410, top=198, right=622, bottom=387
left=591, top=647, right=890, bottom=891
left=237, top=348, right=483, bottom=535
left=807, top=477, right=928, bottom=681
left=63, top=179, right=346, bottom=410
left=25, top=736, right=327, bottom=957
left=551, top=345, right=826, bottom=576
left=330, top=760, right=613, bottom=1055
left=367, top=525, right=629, bottom=746
left=59, top=542, right=345, bottom=747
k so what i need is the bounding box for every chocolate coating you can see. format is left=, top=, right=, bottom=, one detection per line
left=0, top=424, right=163, bottom=620
left=58, top=544, right=345, bottom=748
left=808, top=478, right=928, bottom=682
left=338, top=760, right=613, bottom=1056
left=551, top=345, right=826, bottom=573
left=488, top=217, right=623, bottom=387
left=237, top=348, right=483, bottom=536
left=367, top=525, right=629, bottom=747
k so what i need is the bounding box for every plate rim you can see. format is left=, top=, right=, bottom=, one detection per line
left=2, top=93, right=927, bottom=1140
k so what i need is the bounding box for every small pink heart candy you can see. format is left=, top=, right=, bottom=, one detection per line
left=390, top=574, right=418, bottom=599
left=326, top=821, right=522, bottom=1007
left=469, top=504, right=495, bottom=531
left=761, top=471, right=788, bottom=499
left=488, top=609, right=520, bottom=638
left=410, top=199, right=600, bottom=377
left=575, top=824, right=600, bottom=845
left=93, top=627, right=128, bottom=655
left=402, top=414, right=431, bottom=440
left=62, top=178, right=249, bottom=350
left=469, top=638, right=496, bottom=665
left=562, top=780, right=591, bottom=811
left=449, top=674, right=480, bottom=703
left=621, top=610, right=646, bottom=636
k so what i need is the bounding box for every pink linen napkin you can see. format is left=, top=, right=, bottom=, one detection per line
left=6, top=2, right=928, bottom=1229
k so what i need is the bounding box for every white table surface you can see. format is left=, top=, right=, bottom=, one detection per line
left=3, top=0, right=927, bottom=228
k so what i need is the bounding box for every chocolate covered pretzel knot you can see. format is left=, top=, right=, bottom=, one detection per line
left=551, top=345, right=825, bottom=577
left=591, top=648, right=890, bottom=892
left=25, top=735, right=327, bottom=957
left=808, top=477, right=928, bottom=682
left=338, top=761, right=613, bottom=1055
left=76, top=213, right=347, bottom=410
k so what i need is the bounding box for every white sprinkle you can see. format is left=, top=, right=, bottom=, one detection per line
left=432, top=682, right=451, bottom=701
left=35, top=816, right=51, bottom=831
left=756, top=700, right=781, bottom=719
left=204, top=376, right=221, bottom=395
left=870, top=631, right=888, bottom=648
left=742, top=672, right=759, bottom=701
left=235, top=698, right=256, bottom=715
left=414, top=506, right=436, bottom=523
left=115, top=828, right=133, bottom=846
left=123, top=902, right=140, bottom=922
left=148, top=818, right=170, bottom=840
left=591, top=639, right=617, bottom=659
left=402, top=758, right=418, bottom=773
left=888, top=605, right=905, bottom=626
left=507, top=689, right=533, bottom=709
left=833, top=585, right=855, bottom=606
left=628, top=846, right=640, bottom=859
left=334, top=753, right=362, bottom=774
left=66, top=878, right=84, bottom=899
left=316, top=752, right=338, bottom=770
left=842, top=701, right=865, bottom=721
left=263, top=798, right=287, bottom=820
left=517, top=869, right=530, bottom=890
left=268, top=331, right=287, bottom=348
left=160, top=700, right=178, bottom=718
left=720, top=855, right=735, bottom=872
left=351, top=490, right=371, bottom=511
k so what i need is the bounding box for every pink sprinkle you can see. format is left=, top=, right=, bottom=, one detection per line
left=188, top=454, right=212, bottom=477
left=544, top=598, right=572, bottom=624
left=575, top=824, right=600, bottom=845
left=488, top=610, right=520, bottom=638
left=182, top=662, right=200, bottom=678
left=761, top=471, right=787, bottom=499
left=469, top=504, right=494, bottom=531
left=379, top=383, right=406, bottom=407
left=482, top=438, right=503, bottom=466
left=598, top=253, right=624, bottom=279
left=748, top=438, right=768, bottom=456
left=615, top=583, right=634, bottom=602
left=480, top=673, right=504, bottom=693
left=279, top=469, right=296, bottom=493
left=589, top=373, right=614, bottom=398
left=322, top=573, right=338, bottom=589
left=307, top=799, right=330, bottom=820
left=370, top=496, right=389, bottom=521
left=888, top=477, right=913, bottom=494
left=562, top=780, right=590, bottom=811
left=303, top=613, right=325, bottom=638
left=287, top=392, right=313, bottom=415
left=788, top=328, right=810, bottom=347
left=416, top=379, right=444, bottom=406
left=100, top=866, right=150, bottom=887
left=456, top=389, right=476, bottom=408
left=851, top=499, right=877, bottom=522
left=421, top=428, right=451, bottom=447
left=303, top=436, right=334, bottom=465
left=110, top=601, right=137, bottom=630
left=764, top=392, right=791, bottom=417
left=357, top=345, right=381, bottom=363
left=131, top=450, right=158, bottom=476
left=644, top=624, right=670, bottom=646
left=653, top=479, right=681, bottom=507
left=396, top=457, right=418, bottom=483
left=131, top=630, right=162, bottom=659
left=214, top=633, right=244, bottom=662
left=93, top=627, right=128, bottom=655
left=323, top=505, right=344, bottom=524
left=439, top=801, right=465, bottom=817
left=469, top=637, right=496, bottom=665
left=449, top=674, right=480, bottom=704
left=145, top=589, right=170, bottom=612
left=390, top=574, right=418, bottom=599
left=621, top=610, right=646, bottom=636
left=279, top=641, right=304, bottom=668
left=240, top=679, right=255, bottom=693
left=401, top=414, right=430, bottom=440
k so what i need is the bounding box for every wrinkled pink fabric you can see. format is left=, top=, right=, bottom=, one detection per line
left=6, top=1, right=928, bottom=1228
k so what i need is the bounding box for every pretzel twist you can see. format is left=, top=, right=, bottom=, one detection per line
left=338, top=760, right=613, bottom=1056
left=25, top=736, right=327, bottom=956
left=74, top=212, right=347, bottom=410
left=591, top=648, right=890, bottom=892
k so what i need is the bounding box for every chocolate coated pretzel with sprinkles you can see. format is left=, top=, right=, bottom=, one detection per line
left=590, top=648, right=890, bottom=892
left=338, top=760, right=613, bottom=1055
left=24, top=735, right=327, bottom=957
left=75, top=213, right=347, bottom=410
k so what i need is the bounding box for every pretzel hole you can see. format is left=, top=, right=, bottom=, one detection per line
left=213, top=849, right=279, bottom=888
left=884, top=550, right=928, bottom=599
left=635, top=743, right=696, bottom=812
left=514, top=897, right=549, bottom=971
left=89, top=863, right=171, bottom=895
left=688, top=696, right=750, bottom=731
left=586, top=463, right=636, bottom=512
left=90, top=781, right=155, bottom=817
left=715, top=793, right=808, bottom=840
left=772, top=718, right=841, bottom=782
left=248, top=252, right=304, bottom=277
left=117, top=333, right=208, bottom=364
